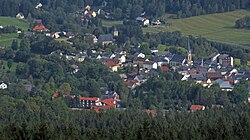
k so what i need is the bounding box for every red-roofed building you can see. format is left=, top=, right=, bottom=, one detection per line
left=190, top=105, right=205, bottom=111
left=104, top=60, right=118, bottom=72
left=79, top=96, right=99, bottom=108
left=33, top=25, right=49, bottom=32
left=52, top=92, right=59, bottom=98
left=161, top=66, right=169, bottom=72
left=144, top=110, right=157, bottom=117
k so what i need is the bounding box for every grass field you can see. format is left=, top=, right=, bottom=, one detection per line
left=144, top=10, right=250, bottom=46
left=0, top=16, right=29, bottom=46
left=0, top=16, right=29, bottom=31
left=102, top=20, right=123, bottom=27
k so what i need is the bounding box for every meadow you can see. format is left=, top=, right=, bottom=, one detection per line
left=144, top=10, right=250, bottom=46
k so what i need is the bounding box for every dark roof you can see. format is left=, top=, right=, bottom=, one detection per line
left=98, top=34, right=114, bottom=42
left=206, top=72, right=222, bottom=79
left=170, top=54, right=185, bottom=63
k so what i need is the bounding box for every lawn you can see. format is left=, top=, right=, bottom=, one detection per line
left=143, top=10, right=250, bottom=46
left=0, top=33, right=20, bottom=47
left=102, top=20, right=123, bottom=27
left=0, top=16, right=29, bottom=47
left=0, top=16, right=29, bottom=31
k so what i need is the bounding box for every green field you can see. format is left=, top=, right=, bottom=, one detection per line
left=0, top=16, right=29, bottom=31
left=0, top=16, right=29, bottom=46
left=144, top=10, right=250, bottom=46
left=102, top=20, right=123, bottom=27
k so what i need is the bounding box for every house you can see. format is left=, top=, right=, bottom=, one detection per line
left=33, top=25, right=49, bottom=32
left=142, top=61, right=157, bottom=70
left=151, top=19, right=161, bottom=26
left=218, top=54, right=234, bottom=67
left=0, top=82, right=7, bottom=89
left=213, top=79, right=234, bottom=91
left=35, top=3, right=42, bottom=9
left=190, top=105, right=205, bottom=111
left=79, top=96, right=99, bottom=108
left=124, top=80, right=138, bottom=89
left=16, top=13, right=24, bottom=19
left=161, top=66, right=169, bottom=72
left=104, top=60, right=118, bottom=72
left=136, top=17, right=150, bottom=26
left=51, top=32, right=60, bottom=38
left=170, top=54, right=186, bottom=66
left=23, top=84, right=32, bottom=92
left=92, top=98, right=117, bottom=112
left=206, top=72, right=222, bottom=80
left=144, top=110, right=157, bottom=117
left=112, top=26, right=119, bottom=37
left=98, top=34, right=114, bottom=46
left=66, top=32, right=75, bottom=39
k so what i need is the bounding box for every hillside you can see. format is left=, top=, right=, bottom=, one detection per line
left=0, top=16, right=29, bottom=30
left=144, top=10, right=250, bottom=46
left=0, top=16, right=29, bottom=46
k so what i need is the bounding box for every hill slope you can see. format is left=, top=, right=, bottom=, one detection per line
left=0, top=16, right=29, bottom=46
left=144, top=10, right=250, bottom=46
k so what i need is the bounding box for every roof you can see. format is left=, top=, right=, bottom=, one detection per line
left=161, top=66, right=169, bottom=72
left=144, top=110, right=157, bottom=117
left=105, top=60, right=117, bottom=67
left=33, top=25, right=48, bottom=32
left=190, top=105, right=205, bottom=111
left=79, top=97, right=98, bottom=101
left=206, top=72, right=222, bottom=79
left=98, top=34, right=114, bottom=42
left=170, top=54, right=185, bottom=63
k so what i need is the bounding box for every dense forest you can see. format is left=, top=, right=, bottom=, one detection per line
left=1, top=97, right=250, bottom=139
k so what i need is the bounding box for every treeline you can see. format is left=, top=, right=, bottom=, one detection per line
left=0, top=25, right=17, bottom=34
left=235, top=16, right=250, bottom=29
left=1, top=92, right=250, bottom=140
left=88, top=0, right=250, bottom=19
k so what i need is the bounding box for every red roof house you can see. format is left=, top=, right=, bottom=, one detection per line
left=190, top=105, right=205, bottom=111
left=33, top=25, right=49, bottom=32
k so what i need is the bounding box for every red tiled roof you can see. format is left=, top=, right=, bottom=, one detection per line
left=161, top=66, right=169, bottom=72
left=79, top=97, right=98, bottom=101
left=53, top=92, right=59, bottom=98
left=124, top=80, right=137, bottom=87
left=100, top=98, right=116, bottom=107
left=190, top=105, right=205, bottom=111
left=33, top=25, right=48, bottom=32
left=188, top=69, right=199, bottom=74
left=145, top=110, right=157, bottom=117
left=105, top=60, right=117, bottom=67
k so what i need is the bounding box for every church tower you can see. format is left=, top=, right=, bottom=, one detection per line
left=187, top=37, right=193, bottom=66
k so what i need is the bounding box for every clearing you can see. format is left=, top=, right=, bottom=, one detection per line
left=144, top=10, right=250, bottom=46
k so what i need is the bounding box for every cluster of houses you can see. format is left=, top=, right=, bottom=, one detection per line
left=52, top=91, right=120, bottom=113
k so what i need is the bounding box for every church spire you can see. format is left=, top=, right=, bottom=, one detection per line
left=187, top=36, right=193, bottom=66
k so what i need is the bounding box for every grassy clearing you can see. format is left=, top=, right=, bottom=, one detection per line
left=102, top=20, right=123, bottom=27
left=0, top=33, right=20, bottom=46
left=0, top=16, right=29, bottom=47
left=143, top=10, right=250, bottom=46
left=0, top=16, right=29, bottom=31
left=157, top=44, right=170, bottom=52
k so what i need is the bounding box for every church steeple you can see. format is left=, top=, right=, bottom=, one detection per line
left=187, top=37, right=193, bottom=66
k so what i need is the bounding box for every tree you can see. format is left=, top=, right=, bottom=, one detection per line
left=20, top=38, right=30, bottom=53
left=59, top=83, right=72, bottom=94
left=11, top=39, right=18, bottom=50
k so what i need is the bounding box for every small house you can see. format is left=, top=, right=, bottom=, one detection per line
left=0, top=82, right=7, bottom=89
left=16, top=13, right=24, bottom=19
left=98, top=34, right=114, bottom=46
left=190, top=105, right=205, bottom=111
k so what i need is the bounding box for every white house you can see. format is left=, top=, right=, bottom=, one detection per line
left=16, top=13, right=24, bottom=19
left=0, top=82, right=7, bottom=89
left=143, top=61, right=157, bottom=70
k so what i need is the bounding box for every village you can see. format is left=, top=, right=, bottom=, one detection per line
left=1, top=4, right=250, bottom=114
